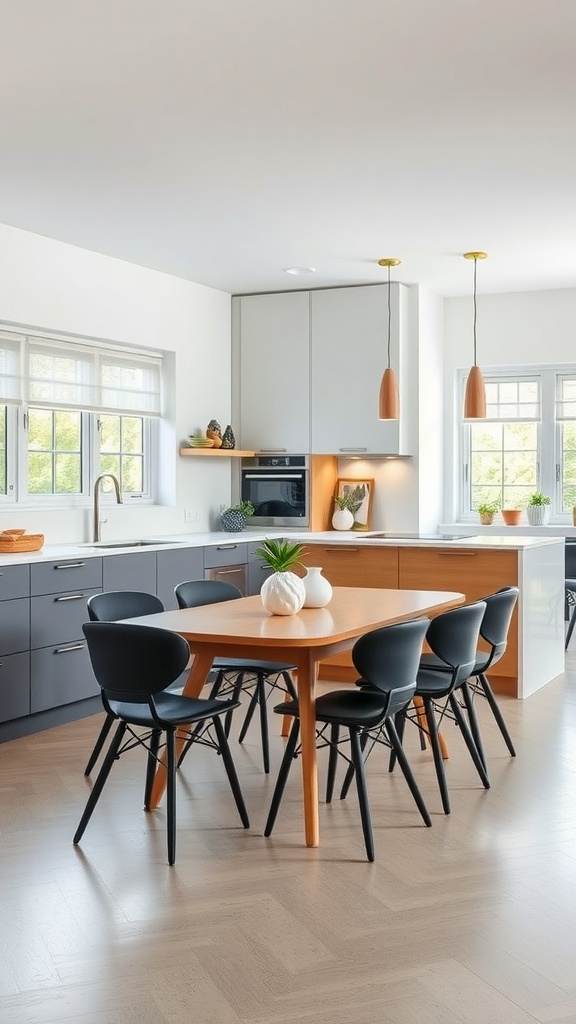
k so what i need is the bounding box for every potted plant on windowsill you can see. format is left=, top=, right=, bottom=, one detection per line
left=220, top=500, right=254, bottom=532
left=501, top=508, right=523, bottom=526
left=526, top=492, right=551, bottom=526
left=476, top=500, right=500, bottom=526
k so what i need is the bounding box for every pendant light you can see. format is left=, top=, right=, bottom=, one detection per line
left=377, top=257, right=401, bottom=420
left=463, top=251, right=488, bottom=419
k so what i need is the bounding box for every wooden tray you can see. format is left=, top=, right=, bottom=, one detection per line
left=0, top=530, right=44, bottom=553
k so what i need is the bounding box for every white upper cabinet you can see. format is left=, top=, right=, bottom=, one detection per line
left=235, top=292, right=311, bottom=452
left=310, top=284, right=409, bottom=455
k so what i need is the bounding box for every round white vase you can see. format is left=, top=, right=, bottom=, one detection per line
left=526, top=505, right=550, bottom=526
left=261, top=571, right=306, bottom=615
left=332, top=507, right=354, bottom=531
left=302, top=567, right=333, bottom=608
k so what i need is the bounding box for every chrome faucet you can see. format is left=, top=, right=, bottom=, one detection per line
left=93, top=474, right=123, bottom=542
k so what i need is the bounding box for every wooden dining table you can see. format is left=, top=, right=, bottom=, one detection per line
left=128, top=586, right=464, bottom=847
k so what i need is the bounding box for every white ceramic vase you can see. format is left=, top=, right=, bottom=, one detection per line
left=260, top=571, right=306, bottom=615
left=302, top=566, right=333, bottom=608
left=332, top=507, right=354, bottom=531
left=526, top=505, right=550, bottom=526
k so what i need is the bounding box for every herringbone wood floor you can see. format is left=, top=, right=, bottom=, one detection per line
left=1, top=658, right=576, bottom=1024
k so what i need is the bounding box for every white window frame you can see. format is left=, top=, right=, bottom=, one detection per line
left=458, top=363, right=576, bottom=524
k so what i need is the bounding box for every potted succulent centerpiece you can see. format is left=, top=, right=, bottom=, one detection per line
left=256, top=538, right=307, bottom=615
left=526, top=492, right=551, bottom=526
left=476, top=500, right=500, bottom=526
left=220, top=500, right=254, bottom=532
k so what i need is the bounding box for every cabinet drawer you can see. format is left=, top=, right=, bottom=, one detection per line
left=204, top=542, right=247, bottom=569
left=156, top=547, right=205, bottom=610
left=0, top=563, right=30, bottom=601
left=0, top=597, right=30, bottom=655
left=398, top=547, right=518, bottom=596
left=31, top=586, right=101, bottom=649
left=0, top=651, right=30, bottom=722
left=31, top=557, right=102, bottom=596
left=102, top=551, right=157, bottom=594
left=303, top=544, right=399, bottom=588
left=31, top=641, right=97, bottom=713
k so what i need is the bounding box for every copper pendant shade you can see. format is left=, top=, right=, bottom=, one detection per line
left=377, top=258, right=401, bottom=420
left=463, top=251, right=487, bottom=419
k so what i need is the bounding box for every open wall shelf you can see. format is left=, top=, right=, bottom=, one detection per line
left=179, top=448, right=255, bottom=458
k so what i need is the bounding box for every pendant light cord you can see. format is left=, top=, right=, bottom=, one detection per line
left=472, top=257, right=478, bottom=367
left=387, top=264, right=392, bottom=369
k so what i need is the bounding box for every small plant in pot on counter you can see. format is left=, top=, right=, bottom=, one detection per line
left=220, top=500, right=254, bottom=533
left=256, top=539, right=307, bottom=615
left=527, top=492, right=551, bottom=526
left=332, top=492, right=360, bottom=531
left=476, top=500, right=500, bottom=525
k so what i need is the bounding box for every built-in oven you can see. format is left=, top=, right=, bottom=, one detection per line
left=240, top=455, right=309, bottom=528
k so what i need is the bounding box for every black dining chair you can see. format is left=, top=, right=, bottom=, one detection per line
left=74, top=621, right=249, bottom=865
left=83, top=591, right=166, bottom=775
left=565, top=540, right=576, bottom=650
left=174, top=579, right=297, bottom=773
left=264, top=617, right=431, bottom=862
left=419, top=586, right=519, bottom=766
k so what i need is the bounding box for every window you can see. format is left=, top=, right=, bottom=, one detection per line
left=0, top=327, right=162, bottom=505
left=461, top=368, right=576, bottom=520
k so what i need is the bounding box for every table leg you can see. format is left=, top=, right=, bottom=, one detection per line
left=296, top=652, right=319, bottom=847
left=148, top=650, right=214, bottom=808
left=413, top=696, right=450, bottom=760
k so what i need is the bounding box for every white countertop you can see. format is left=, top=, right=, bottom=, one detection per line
left=0, top=529, right=563, bottom=567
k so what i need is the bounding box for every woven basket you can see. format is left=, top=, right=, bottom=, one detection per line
left=0, top=529, right=44, bottom=553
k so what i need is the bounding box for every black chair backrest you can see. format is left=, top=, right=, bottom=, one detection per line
left=87, top=590, right=164, bottom=622
left=352, top=617, right=430, bottom=716
left=424, top=601, right=487, bottom=686
left=477, top=586, right=519, bottom=668
left=83, top=621, right=190, bottom=702
left=175, top=579, right=242, bottom=609
left=566, top=539, right=576, bottom=581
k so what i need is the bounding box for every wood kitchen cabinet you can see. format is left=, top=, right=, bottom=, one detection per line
left=235, top=291, right=310, bottom=452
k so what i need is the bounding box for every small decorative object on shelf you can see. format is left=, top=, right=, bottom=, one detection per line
left=476, top=500, right=500, bottom=525
left=187, top=432, right=214, bottom=448
left=526, top=492, right=551, bottom=526
left=221, top=424, right=236, bottom=449
left=257, top=539, right=307, bottom=615
left=206, top=419, right=223, bottom=448
left=220, top=500, right=254, bottom=532
left=501, top=509, right=522, bottom=526
left=302, top=566, right=333, bottom=608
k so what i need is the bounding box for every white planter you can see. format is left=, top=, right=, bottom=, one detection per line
left=527, top=505, right=550, bottom=526
left=302, top=567, right=333, bottom=608
left=332, top=507, right=354, bottom=531
left=260, top=571, right=306, bottom=615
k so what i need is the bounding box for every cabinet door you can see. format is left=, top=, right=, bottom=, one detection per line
left=0, top=652, right=30, bottom=722
left=31, top=587, right=101, bottom=649
left=302, top=544, right=399, bottom=588
left=156, top=547, right=204, bottom=610
left=0, top=597, right=30, bottom=655
left=102, top=551, right=157, bottom=594
left=31, top=642, right=97, bottom=713
left=0, top=564, right=29, bottom=601
left=247, top=541, right=274, bottom=596
left=310, top=285, right=406, bottom=455
left=399, top=547, right=519, bottom=681
left=237, top=292, right=311, bottom=452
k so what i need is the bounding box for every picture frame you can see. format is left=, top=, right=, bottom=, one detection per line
left=335, top=478, right=374, bottom=532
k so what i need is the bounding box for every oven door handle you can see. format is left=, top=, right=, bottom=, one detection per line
left=242, top=473, right=305, bottom=480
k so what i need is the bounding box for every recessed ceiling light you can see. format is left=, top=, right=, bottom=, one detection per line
left=283, top=266, right=316, bottom=275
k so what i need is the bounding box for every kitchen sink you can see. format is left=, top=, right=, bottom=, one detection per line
left=81, top=539, right=188, bottom=549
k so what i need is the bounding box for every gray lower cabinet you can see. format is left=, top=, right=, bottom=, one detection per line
left=30, top=557, right=103, bottom=714
left=0, top=564, right=31, bottom=722
left=156, top=547, right=204, bottom=610
left=0, top=652, right=31, bottom=723
left=247, top=541, right=273, bottom=596
left=102, top=551, right=157, bottom=593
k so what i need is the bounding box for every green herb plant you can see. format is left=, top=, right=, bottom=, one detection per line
left=256, top=538, right=307, bottom=573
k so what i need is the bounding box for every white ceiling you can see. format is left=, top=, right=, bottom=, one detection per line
left=1, top=0, right=576, bottom=297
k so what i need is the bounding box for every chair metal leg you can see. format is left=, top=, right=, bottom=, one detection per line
left=325, top=723, right=340, bottom=803
left=238, top=688, right=259, bottom=742
left=477, top=672, right=516, bottom=756
left=459, top=681, right=487, bottom=772
left=166, top=728, right=177, bottom=865
left=385, top=718, right=432, bottom=827
left=349, top=726, right=375, bottom=862
left=339, top=729, right=369, bottom=800
left=448, top=694, right=490, bottom=789
left=257, top=676, right=270, bottom=774
left=281, top=670, right=298, bottom=700
left=264, top=719, right=300, bottom=836
left=144, top=729, right=161, bottom=810
left=212, top=716, right=250, bottom=828
left=566, top=605, right=576, bottom=649
left=84, top=712, right=115, bottom=775
left=423, top=698, right=451, bottom=815
left=74, top=722, right=127, bottom=844
left=224, top=673, right=246, bottom=737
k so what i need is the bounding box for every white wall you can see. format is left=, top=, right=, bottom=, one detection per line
left=443, top=287, right=576, bottom=521
left=0, top=223, right=233, bottom=543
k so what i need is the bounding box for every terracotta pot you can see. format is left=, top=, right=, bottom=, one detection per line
left=501, top=509, right=522, bottom=526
